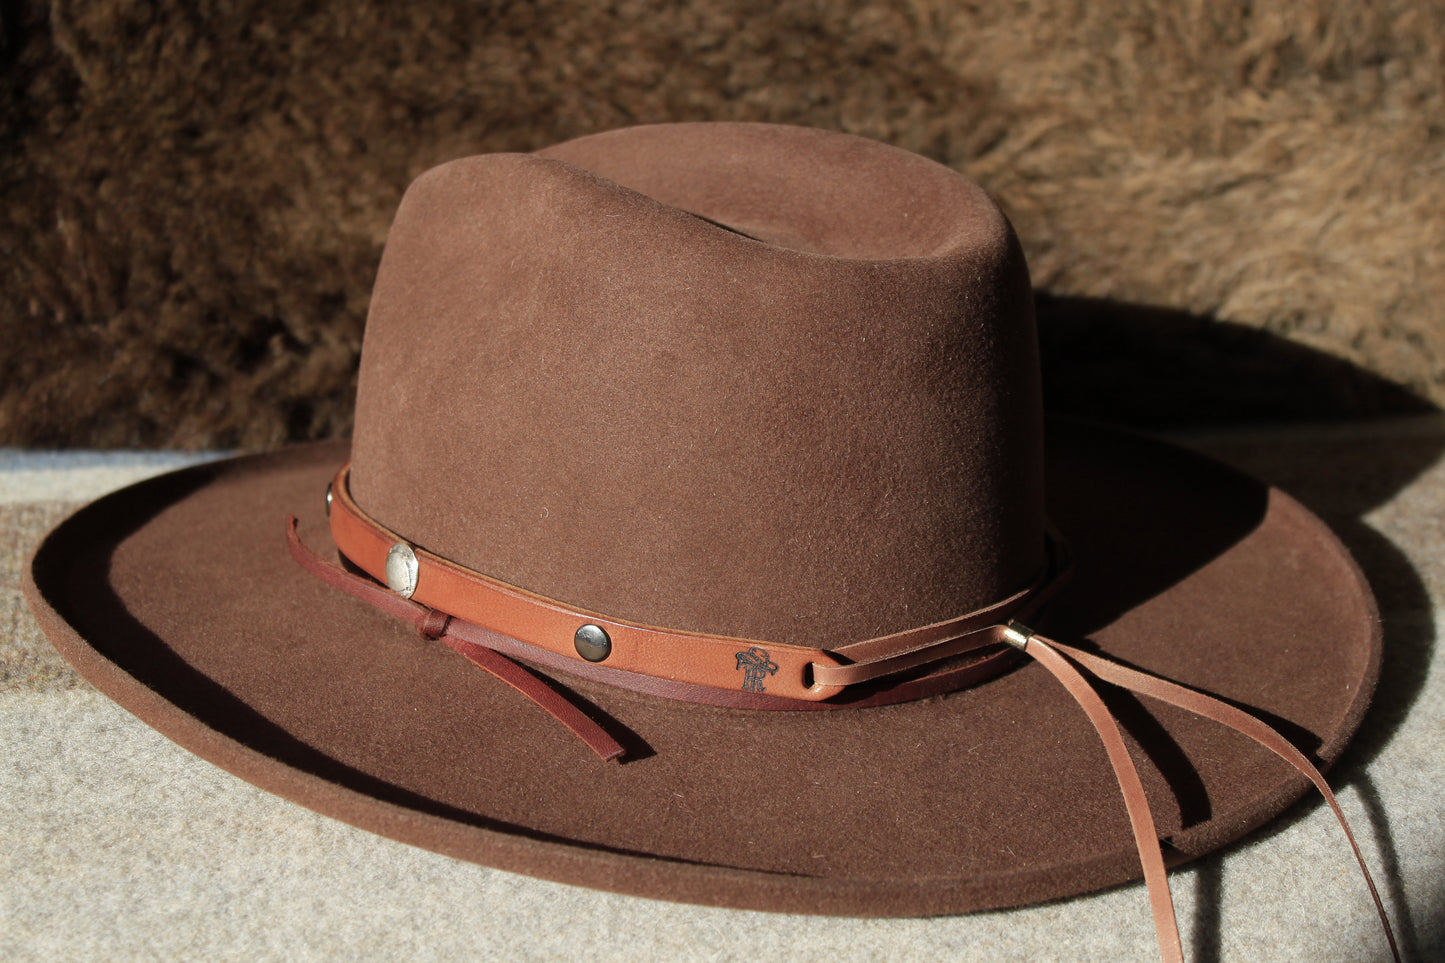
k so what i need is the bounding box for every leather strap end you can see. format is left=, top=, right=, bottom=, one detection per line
left=286, top=517, right=626, bottom=763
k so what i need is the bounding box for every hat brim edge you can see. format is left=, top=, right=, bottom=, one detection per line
left=20, top=434, right=1383, bottom=918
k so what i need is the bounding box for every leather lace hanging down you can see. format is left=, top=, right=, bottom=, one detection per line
left=286, top=517, right=624, bottom=762
left=287, top=516, right=1398, bottom=961
left=1000, top=622, right=1400, bottom=963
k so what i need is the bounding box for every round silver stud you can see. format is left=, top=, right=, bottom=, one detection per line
left=574, top=624, right=612, bottom=662
left=385, top=542, right=419, bottom=599
left=324, top=482, right=333, bottom=517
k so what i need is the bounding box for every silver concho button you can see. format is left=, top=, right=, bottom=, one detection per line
left=385, top=543, right=419, bottom=599
left=574, top=624, right=612, bottom=662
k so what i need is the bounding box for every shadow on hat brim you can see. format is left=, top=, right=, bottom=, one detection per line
left=23, top=420, right=1379, bottom=916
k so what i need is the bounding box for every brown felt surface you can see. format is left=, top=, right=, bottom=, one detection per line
left=349, top=125, right=1042, bottom=647
left=24, top=420, right=1379, bottom=916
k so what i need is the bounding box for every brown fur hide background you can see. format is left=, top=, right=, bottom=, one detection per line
left=1, top=0, right=1441, bottom=448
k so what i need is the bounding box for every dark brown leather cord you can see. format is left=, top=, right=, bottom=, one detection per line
left=287, top=517, right=624, bottom=762
left=1006, top=624, right=1401, bottom=963
left=292, top=516, right=1024, bottom=710
left=441, top=633, right=624, bottom=763
left=419, top=607, right=451, bottom=640
left=326, top=463, right=1068, bottom=700
left=290, top=514, right=1398, bottom=960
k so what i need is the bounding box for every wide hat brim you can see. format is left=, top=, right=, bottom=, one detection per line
left=24, top=419, right=1379, bottom=916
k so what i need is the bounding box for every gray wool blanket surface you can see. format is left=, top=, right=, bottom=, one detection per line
left=2, top=424, right=1441, bottom=962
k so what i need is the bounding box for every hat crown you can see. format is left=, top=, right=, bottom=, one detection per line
left=349, top=124, right=1043, bottom=646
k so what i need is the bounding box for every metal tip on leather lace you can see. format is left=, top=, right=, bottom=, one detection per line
left=1002, top=621, right=1033, bottom=651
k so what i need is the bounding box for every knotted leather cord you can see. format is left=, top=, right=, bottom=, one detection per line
left=287, top=517, right=624, bottom=761
left=1003, top=623, right=1400, bottom=963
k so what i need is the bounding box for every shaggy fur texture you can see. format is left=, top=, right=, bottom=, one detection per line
left=1, top=0, right=1440, bottom=448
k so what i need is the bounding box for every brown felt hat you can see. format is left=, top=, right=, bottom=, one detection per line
left=25, top=124, right=1382, bottom=924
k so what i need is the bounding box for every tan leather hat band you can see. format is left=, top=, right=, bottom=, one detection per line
left=326, top=464, right=1064, bottom=701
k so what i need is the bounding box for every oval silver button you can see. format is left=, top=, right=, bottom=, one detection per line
left=385, top=543, right=419, bottom=599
